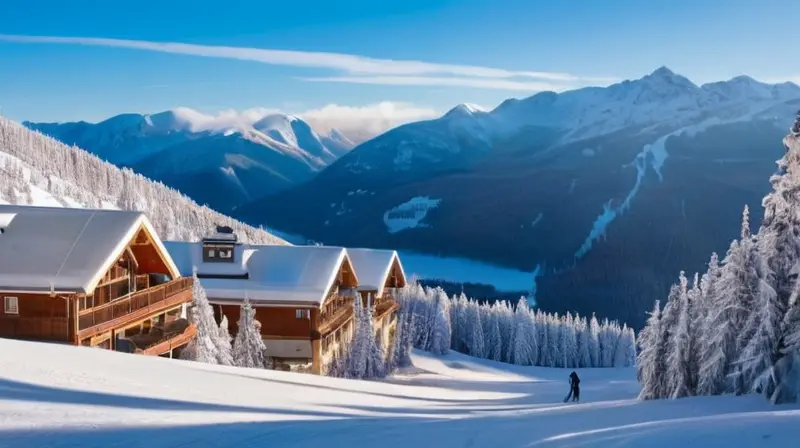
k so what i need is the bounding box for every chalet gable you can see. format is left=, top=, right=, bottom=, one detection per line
left=346, top=248, right=407, bottom=298
left=0, top=205, right=180, bottom=295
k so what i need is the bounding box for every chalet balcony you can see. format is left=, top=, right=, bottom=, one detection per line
left=132, top=320, right=197, bottom=356
left=78, top=277, right=192, bottom=339
left=318, top=294, right=354, bottom=336
left=374, top=296, right=399, bottom=320
left=317, top=294, right=399, bottom=336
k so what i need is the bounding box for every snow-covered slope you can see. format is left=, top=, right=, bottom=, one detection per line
left=24, top=109, right=356, bottom=211
left=0, top=339, right=797, bottom=447
left=0, top=116, right=286, bottom=245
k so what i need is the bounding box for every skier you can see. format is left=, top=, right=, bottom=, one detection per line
left=569, top=371, right=580, bottom=402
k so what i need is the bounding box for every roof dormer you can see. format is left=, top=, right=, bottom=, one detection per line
left=202, top=225, right=238, bottom=264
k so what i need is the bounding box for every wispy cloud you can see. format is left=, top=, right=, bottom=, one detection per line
left=0, top=34, right=619, bottom=91
left=302, top=76, right=582, bottom=91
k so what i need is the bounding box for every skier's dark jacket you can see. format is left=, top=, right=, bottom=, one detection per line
left=569, top=371, right=580, bottom=387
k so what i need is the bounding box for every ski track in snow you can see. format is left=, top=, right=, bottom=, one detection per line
left=0, top=339, right=798, bottom=447
left=572, top=105, right=782, bottom=262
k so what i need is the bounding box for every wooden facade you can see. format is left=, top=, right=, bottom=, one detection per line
left=206, top=251, right=406, bottom=375
left=0, top=223, right=193, bottom=358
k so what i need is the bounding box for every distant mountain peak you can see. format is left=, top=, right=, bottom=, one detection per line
left=650, top=66, right=677, bottom=78
left=444, top=103, right=487, bottom=118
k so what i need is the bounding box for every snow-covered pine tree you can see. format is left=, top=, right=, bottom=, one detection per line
left=497, top=301, right=515, bottom=363
left=232, top=295, right=266, bottom=369
left=613, top=324, right=634, bottom=368
left=389, top=295, right=415, bottom=371
left=637, top=300, right=666, bottom=400
left=666, top=272, right=694, bottom=398
left=576, top=316, right=592, bottom=368
left=467, top=300, right=486, bottom=358
left=455, top=293, right=470, bottom=353
left=599, top=318, right=618, bottom=368
left=429, top=289, right=452, bottom=355
left=558, top=314, right=572, bottom=368
left=588, top=314, right=601, bottom=368
left=745, top=126, right=800, bottom=404
left=512, top=298, right=536, bottom=365
left=180, top=271, right=220, bottom=365
left=361, top=295, right=388, bottom=379
left=625, top=326, right=637, bottom=367
left=343, top=296, right=367, bottom=379
left=698, top=213, right=763, bottom=396
left=216, top=314, right=234, bottom=366
left=449, top=293, right=461, bottom=351
left=487, top=306, right=504, bottom=362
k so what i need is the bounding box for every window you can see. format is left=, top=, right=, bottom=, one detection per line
left=203, top=244, right=235, bottom=263
left=296, top=309, right=310, bottom=319
left=4, top=296, right=19, bottom=315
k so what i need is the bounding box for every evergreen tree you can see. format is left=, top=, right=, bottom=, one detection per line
left=429, top=289, right=452, bottom=355
left=637, top=300, right=666, bottom=400
left=232, top=296, right=266, bottom=369
left=362, top=296, right=388, bottom=379
left=180, top=272, right=220, bottom=365
left=216, top=314, right=234, bottom=366
left=512, top=298, right=536, bottom=365
left=487, top=307, right=504, bottom=362
left=747, top=128, right=800, bottom=403
left=588, top=314, right=601, bottom=367
left=576, top=316, right=592, bottom=368
left=467, top=301, right=486, bottom=358
left=665, top=272, right=693, bottom=398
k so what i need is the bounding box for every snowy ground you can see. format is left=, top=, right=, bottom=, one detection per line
left=0, top=339, right=798, bottom=447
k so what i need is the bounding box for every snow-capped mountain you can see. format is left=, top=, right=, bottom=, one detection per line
left=24, top=109, right=356, bottom=212
left=237, top=67, right=800, bottom=328
left=1, top=116, right=285, bottom=245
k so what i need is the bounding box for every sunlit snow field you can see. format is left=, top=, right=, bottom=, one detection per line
left=0, top=338, right=798, bottom=447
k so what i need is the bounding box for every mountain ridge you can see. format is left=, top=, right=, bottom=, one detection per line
left=24, top=108, right=357, bottom=212
left=235, top=66, right=800, bottom=328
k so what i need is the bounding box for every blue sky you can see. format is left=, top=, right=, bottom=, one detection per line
left=1, top=0, right=798, bottom=130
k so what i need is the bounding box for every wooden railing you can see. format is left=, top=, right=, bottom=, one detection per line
left=139, top=324, right=197, bottom=356
left=0, top=317, right=69, bottom=342
left=78, top=277, right=192, bottom=335
left=319, top=294, right=353, bottom=330
left=374, top=296, right=398, bottom=319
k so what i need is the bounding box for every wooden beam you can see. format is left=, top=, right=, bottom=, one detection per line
left=125, top=246, right=139, bottom=271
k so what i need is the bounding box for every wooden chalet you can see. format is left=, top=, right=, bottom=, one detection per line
left=164, top=231, right=406, bottom=374
left=333, top=248, right=406, bottom=361
left=0, top=205, right=194, bottom=357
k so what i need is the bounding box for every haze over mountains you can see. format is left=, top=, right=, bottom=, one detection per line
left=26, top=67, right=800, bottom=327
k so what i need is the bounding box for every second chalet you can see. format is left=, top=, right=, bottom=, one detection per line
left=0, top=205, right=194, bottom=357
left=164, top=228, right=407, bottom=373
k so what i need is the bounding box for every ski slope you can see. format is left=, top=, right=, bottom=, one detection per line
left=0, top=338, right=798, bottom=447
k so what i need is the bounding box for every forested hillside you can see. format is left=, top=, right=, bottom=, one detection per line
left=0, top=116, right=285, bottom=245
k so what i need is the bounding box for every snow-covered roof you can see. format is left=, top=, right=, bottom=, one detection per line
left=0, top=205, right=180, bottom=294
left=346, top=248, right=405, bottom=297
left=164, top=242, right=355, bottom=306
left=163, top=241, right=250, bottom=278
